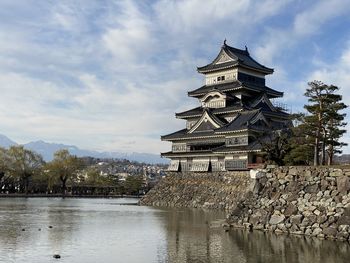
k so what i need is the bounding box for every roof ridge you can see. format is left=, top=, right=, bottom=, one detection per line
left=224, top=44, right=249, bottom=56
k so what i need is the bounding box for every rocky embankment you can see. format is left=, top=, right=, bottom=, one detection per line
left=227, top=166, right=350, bottom=242
left=140, top=171, right=252, bottom=210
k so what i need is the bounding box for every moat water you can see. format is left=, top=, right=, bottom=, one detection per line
left=0, top=198, right=349, bottom=263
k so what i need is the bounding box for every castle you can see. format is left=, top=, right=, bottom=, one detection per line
left=161, top=41, right=289, bottom=172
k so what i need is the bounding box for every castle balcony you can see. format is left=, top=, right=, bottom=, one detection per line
left=225, top=160, right=264, bottom=170
left=225, top=159, right=247, bottom=170
left=172, top=141, right=225, bottom=153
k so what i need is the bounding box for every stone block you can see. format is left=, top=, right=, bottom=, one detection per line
left=314, top=209, right=321, bottom=216
left=336, top=232, right=349, bottom=240
left=338, top=224, right=350, bottom=233
left=337, top=208, right=350, bottom=225
left=277, top=172, right=287, bottom=179
left=277, top=223, right=287, bottom=231
left=250, top=169, right=266, bottom=179
left=308, top=215, right=317, bottom=224
left=269, top=213, right=285, bottom=225
left=317, top=215, right=328, bottom=224
left=305, top=228, right=312, bottom=236
left=284, top=204, right=298, bottom=217
left=337, top=176, right=350, bottom=193
left=305, top=184, right=319, bottom=193
left=290, top=230, right=304, bottom=235
left=330, top=169, right=343, bottom=177
left=312, top=227, right=323, bottom=236
left=285, top=175, right=294, bottom=182
left=323, top=226, right=337, bottom=237
left=304, top=169, right=312, bottom=179
left=288, top=167, right=298, bottom=176
left=286, top=181, right=298, bottom=192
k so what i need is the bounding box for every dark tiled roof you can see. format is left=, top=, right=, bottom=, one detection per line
left=262, top=109, right=290, bottom=118
left=197, top=44, right=273, bottom=74
left=188, top=81, right=283, bottom=98
left=176, top=104, right=243, bottom=119
left=214, top=104, right=243, bottom=114
left=197, top=61, right=238, bottom=73
left=243, top=83, right=283, bottom=97
left=215, top=110, right=259, bottom=133
left=161, top=150, right=215, bottom=158
left=175, top=107, right=202, bottom=118
left=161, top=129, right=187, bottom=140
left=188, top=81, right=242, bottom=97
left=161, top=129, right=222, bottom=141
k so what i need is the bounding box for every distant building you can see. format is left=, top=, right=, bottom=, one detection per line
left=161, top=41, right=290, bottom=171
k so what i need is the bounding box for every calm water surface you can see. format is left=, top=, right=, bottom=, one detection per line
left=0, top=198, right=349, bottom=263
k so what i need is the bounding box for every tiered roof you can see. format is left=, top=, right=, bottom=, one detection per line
left=161, top=42, right=290, bottom=161
left=176, top=104, right=243, bottom=119
left=188, top=81, right=283, bottom=98
left=197, top=42, right=274, bottom=74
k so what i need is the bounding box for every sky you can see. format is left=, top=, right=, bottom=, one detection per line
left=0, top=0, right=350, bottom=154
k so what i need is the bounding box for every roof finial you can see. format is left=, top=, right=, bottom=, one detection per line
left=223, top=39, right=227, bottom=46
left=245, top=45, right=249, bottom=53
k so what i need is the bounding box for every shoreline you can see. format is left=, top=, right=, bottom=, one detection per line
left=0, top=194, right=142, bottom=199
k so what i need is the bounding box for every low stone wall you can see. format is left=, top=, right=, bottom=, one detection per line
left=227, top=166, right=350, bottom=242
left=140, top=171, right=251, bottom=210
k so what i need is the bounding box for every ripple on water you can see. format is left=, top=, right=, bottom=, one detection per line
left=0, top=198, right=349, bottom=263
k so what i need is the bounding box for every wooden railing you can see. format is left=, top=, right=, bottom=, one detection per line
left=225, top=160, right=247, bottom=170
left=246, top=163, right=265, bottom=169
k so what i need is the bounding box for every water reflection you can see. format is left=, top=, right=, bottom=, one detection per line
left=162, top=208, right=350, bottom=263
left=230, top=230, right=350, bottom=263
left=161, top=208, right=241, bottom=263
left=0, top=198, right=349, bottom=263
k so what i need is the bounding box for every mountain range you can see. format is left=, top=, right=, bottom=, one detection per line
left=0, top=134, right=168, bottom=164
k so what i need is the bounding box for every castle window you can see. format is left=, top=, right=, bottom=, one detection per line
left=217, top=76, right=225, bottom=82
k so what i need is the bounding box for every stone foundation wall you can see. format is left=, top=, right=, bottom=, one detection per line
left=140, top=171, right=251, bottom=210
left=227, top=166, right=350, bottom=242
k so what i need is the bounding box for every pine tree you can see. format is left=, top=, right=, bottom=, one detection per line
left=324, top=92, right=347, bottom=165
left=304, top=81, right=328, bottom=165
left=304, top=81, right=347, bottom=166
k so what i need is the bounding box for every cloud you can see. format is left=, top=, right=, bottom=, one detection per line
left=0, top=0, right=349, bottom=155
left=293, top=0, right=350, bottom=36
left=101, top=1, right=155, bottom=69
left=307, top=43, right=350, bottom=100
left=255, top=0, right=350, bottom=65
left=303, top=42, right=350, bottom=153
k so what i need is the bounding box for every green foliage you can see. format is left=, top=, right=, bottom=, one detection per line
left=275, top=81, right=347, bottom=167
left=0, top=147, right=158, bottom=195
left=303, top=81, right=347, bottom=165
left=260, top=130, right=291, bottom=166
left=0, top=147, right=12, bottom=191
left=282, top=113, right=314, bottom=165
left=7, top=145, right=44, bottom=193
left=46, top=149, right=83, bottom=195
left=123, top=175, right=144, bottom=195
left=82, top=166, right=114, bottom=186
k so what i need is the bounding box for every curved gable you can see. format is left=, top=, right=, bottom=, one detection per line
left=251, top=93, right=276, bottom=112
left=213, top=48, right=235, bottom=64
left=189, top=110, right=224, bottom=133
